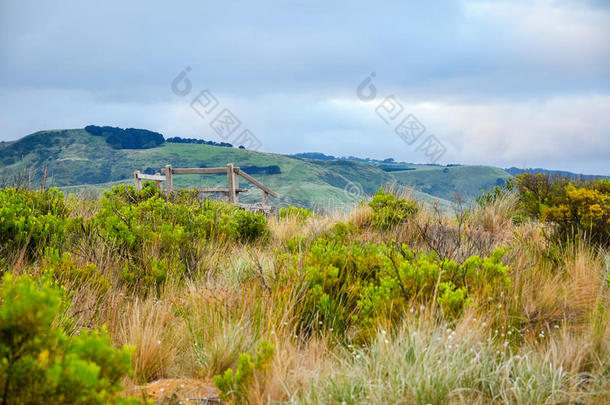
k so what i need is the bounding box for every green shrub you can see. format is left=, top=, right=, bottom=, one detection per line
left=278, top=206, right=314, bottom=224
left=214, top=340, right=274, bottom=404
left=476, top=177, right=515, bottom=206
left=368, top=188, right=419, bottom=230
left=437, top=282, right=469, bottom=319
left=516, top=174, right=610, bottom=246
left=92, top=184, right=269, bottom=289
left=234, top=209, right=270, bottom=242
left=295, top=235, right=510, bottom=338
left=0, top=188, right=77, bottom=258
left=39, top=249, right=110, bottom=293
left=97, top=184, right=268, bottom=247
left=323, top=221, right=360, bottom=244
left=515, top=173, right=569, bottom=219
left=0, top=274, right=140, bottom=405
left=100, top=182, right=202, bottom=206
left=301, top=239, right=386, bottom=335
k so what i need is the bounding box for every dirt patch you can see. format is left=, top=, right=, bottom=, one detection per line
left=137, top=378, right=221, bottom=404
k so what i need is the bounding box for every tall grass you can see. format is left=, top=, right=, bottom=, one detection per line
left=293, top=324, right=590, bottom=405
left=1, top=185, right=608, bottom=404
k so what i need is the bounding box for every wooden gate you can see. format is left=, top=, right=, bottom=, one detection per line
left=133, top=163, right=278, bottom=205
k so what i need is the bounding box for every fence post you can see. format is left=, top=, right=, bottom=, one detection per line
left=233, top=167, right=240, bottom=203
left=154, top=172, right=162, bottom=190
left=164, top=164, right=173, bottom=193
left=263, top=191, right=269, bottom=205
left=134, top=170, right=142, bottom=191
left=227, top=163, right=236, bottom=203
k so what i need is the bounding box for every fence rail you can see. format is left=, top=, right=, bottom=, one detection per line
left=133, top=163, right=278, bottom=205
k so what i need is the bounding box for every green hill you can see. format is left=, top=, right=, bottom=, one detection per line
left=390, top=165, right=512, bottom=202
left=0, top=128, right=512, bottom=211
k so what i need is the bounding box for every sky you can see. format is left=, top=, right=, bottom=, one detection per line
left=0, top=0, right=609, bottom=175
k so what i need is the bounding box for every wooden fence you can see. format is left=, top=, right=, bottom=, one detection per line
left=133, top=163, right=278, bottom=205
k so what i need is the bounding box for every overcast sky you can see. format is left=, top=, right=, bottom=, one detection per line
left=0, top=0, right=608, bottom=174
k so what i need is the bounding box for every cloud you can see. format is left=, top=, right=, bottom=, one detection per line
left=0, top=0, right=608, bottom=174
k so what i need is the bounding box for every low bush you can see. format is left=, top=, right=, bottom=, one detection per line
left=278, top=205, right=314, bottom=224
left=294, top=232, right=510, bottom=339
left=38, top=249, right=110, bottom=294
left=214, top=340, right=275, bottom=404
left=0, top=187, right=78, bottom=259
left=516, top=174, right=610, bottom=246
left=96, top=184, right=269, bottom=248
left=234, top=209, right=270, bottom=242
left=476, top=177, right=515, bottom=207
left=0, top=273, right=140, bottom=404
left=368, top=188, right=419, bottom=230
left=93, top=184, right=269, bottom=289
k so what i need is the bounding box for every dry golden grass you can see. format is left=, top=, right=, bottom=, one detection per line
left=268, top=213, right=339, bottom=247
left=110, top=194, right=609, bottom=402
left=346, top=203, right=372, bottom=229
left=116, top=293, right=188, bottom=383
left=8, top=189, right=608, bottom=404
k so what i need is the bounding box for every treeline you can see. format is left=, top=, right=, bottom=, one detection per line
left=292, top=152, right=336, bottom=160
left=240, top=165, right=281, bottom=175
left=85, top=125, right=165, bottom=149
left=166, top=137, right=233, bottom=148
left=84, top=127, right=245, bottom=150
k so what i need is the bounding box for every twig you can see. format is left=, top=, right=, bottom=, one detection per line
left=249, top=249, right=271, bottom=292
left=386, top=247, right=410, bottom=304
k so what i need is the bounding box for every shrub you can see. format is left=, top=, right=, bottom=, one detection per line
left=295, top=233, right=510, bottom=338
left=0, top=274, right=140, bottom=405
left=214, top=340, right=274, bottom=404
left=516, top=174, right=610, bottom=246
left=543, top=182, right=610, bottom=245
left=0, top=188, right=77, bottom=259
left=39, top=249, right=110, bottom=294
left=234, top=209, right=270, bottom=242
left=278, top=205, right=314, bottom=224
left=368, top=188, right=419, bottom=230
left=515, top=173, right=569, bottom=219
left=96, top=184, right=269, bottom=248
left=476, top=177, right=514, bottom=207
left=92, top=184, right=269, bottom=289
left=301, top=239, right=386, bottom=335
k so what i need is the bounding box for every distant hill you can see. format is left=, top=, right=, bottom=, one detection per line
left=390, top=165, right=511, bottom=202
left=505, top=167, right=607, bottom=181
left=0, top=126, right=523, bottom=211
left=0, top=128, right=417, bottom=210
left=290, top=154, right=511, bottom=202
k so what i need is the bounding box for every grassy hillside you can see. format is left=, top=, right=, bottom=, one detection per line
left=1, top=128, right=512, bottom=211
left=391, top=165, right=512, bottom=202
left=0, top=129, right=380, bottom=209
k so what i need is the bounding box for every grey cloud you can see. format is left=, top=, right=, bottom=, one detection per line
left=0, top=0, right=608, bottom=174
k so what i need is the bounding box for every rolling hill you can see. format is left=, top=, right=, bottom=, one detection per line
left=0, top=127, right=516, bottom=211
left=390, top=165, right=512, bottom=202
